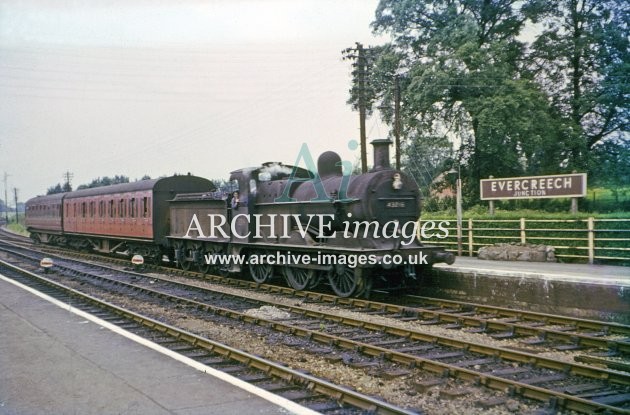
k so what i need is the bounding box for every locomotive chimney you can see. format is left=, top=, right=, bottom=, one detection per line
left=370, top=139, right=392, bottom=171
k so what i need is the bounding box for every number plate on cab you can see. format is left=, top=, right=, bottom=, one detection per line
left=385, top=201, right=406, bottom=208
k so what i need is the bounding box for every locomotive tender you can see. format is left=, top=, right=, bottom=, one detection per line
left=25, top=140, right=454, bottom=297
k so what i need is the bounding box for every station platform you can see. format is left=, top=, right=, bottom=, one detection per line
left=430, top=257, right=630, bottom=323
left=0, top=275, right=316, bottom=415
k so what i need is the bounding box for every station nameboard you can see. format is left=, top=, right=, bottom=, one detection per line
left=480, top=173, right=587, bottom=200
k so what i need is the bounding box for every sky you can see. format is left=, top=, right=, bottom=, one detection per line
left=0, top=0, right=388, bottom=202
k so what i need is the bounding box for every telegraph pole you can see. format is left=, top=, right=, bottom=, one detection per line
left=3, top=172, right=9, bottom=223
left=357, top=43, right=367, bottom=173
left=394, top=75, right=401, bottom=170
left=343, top=43, right=369, bottom=173
left=13, top=188, right=18, bottom=224
left=63, top=171, right=73, bottom=192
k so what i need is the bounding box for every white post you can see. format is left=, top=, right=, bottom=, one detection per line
left=488, top=175, right=495, bottom=215
left=468, top=218, right=474, bottom=256
left=456, top=175, right=463, bottom=256
left=588, top=217, right=595, bottom=264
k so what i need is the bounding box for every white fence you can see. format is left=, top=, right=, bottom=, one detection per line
left=420, top=218, right=630, bottom=264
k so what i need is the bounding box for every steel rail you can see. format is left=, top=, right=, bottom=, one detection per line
left=3, top=248, right=628, bottom=414
left=403, top=295, right=630, bottom=336
left=0, top=259, right=417, bottom=415
left=2, top=238, right=628, bottom=353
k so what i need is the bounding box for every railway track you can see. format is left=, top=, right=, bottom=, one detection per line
left=32, top=240, right=630, bottom=353
left=6, top=237, right=628, bottom=358
left=0, top=226, right=31, bottom=243
left=3, top=237, right=629, bottom=356
left=2, top=242, right=629, bottom=413
left=0, top=257, right=418, bottom=415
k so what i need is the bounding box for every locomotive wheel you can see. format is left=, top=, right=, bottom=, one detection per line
left=176, top=246, right=192, bottom=271
left=282, top=267, right=314, bottom=291
left=327, top=265, right=369, bottom=298
left=307, top=271, right=324, bottom=289
left=201, top=246, right=227, bottom=276
left=180, top=260, right=192, bottom=271
left=198, top=262, right=212, bottom=274
left=248, top=253, right=273, bottom=284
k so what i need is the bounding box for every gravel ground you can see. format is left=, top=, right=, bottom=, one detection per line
left=18, top=257, right=615, bottom=415
left=55, top=273, right=557, bottom=415
left=3, top=244, right=625, bottom=415
left=124, top=297, right=546, bottom=414
left=153, top=273, right=622, bottom=367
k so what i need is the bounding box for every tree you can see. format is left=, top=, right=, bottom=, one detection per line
left=525, top=0, right=629, bottom=168
left=47, top=183, right=64, bottom=195
left=402, top=132, right=454, bottom=198
left=76, top=175, right=130, bottom=190
left=368, top=0, right=565, bottom=199
left=588, top=137, right=630, bottom=187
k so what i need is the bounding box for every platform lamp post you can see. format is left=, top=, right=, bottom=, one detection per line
left=447, top=167, right=463, bottom=256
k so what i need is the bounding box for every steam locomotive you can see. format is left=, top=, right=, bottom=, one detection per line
left=25, top=140, right=454, bottom=297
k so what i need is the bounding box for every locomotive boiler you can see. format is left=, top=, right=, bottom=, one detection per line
left=169, top=139, right=454, bottom=297
left=25, top=139, right=454, bottom=298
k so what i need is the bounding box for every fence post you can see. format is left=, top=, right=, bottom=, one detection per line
left=468, top=218, right=473, bottom=256
left=520, top=218, right=526, bottom=244
left=488, top=176, right=495, bottom=216
left=588, top=217, right=595, bottom=264
left=570, top=170, right=579, bottom=214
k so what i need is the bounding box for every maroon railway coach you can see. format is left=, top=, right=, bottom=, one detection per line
left=25, top=175, right=214, bottom=261
left=24, top=192, right=65, bottom=243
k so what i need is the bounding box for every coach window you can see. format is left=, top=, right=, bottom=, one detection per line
left=130, top=198, right=136, bottom=218
left=119, top=199, right=124, bottom=218
left=108, top=200, right=114, bottom=218
left=142, top=197, right=149, bottom=217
